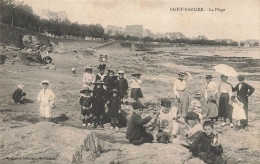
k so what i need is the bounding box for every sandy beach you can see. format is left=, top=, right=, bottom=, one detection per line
left=0, top=40, right=260, bottom=163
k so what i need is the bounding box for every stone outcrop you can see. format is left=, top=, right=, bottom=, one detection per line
left=0, top=122, right=101, bottom=163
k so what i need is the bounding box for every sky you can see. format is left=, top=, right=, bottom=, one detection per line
left=22, top=0, right=260, bottom=41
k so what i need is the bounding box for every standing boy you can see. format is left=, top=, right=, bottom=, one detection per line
left=37, top=80, right=55, bottom=121
left=232, top=75, right=255, bottom=131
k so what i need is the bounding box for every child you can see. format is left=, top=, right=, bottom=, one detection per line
left=126, top=102, right=153, bottom=145
left=104, top=70, right=118, bottom=96
left=206, top=95, right=219, bottom=124
left=99, top=54, right=103, bottom=62
left=190, top=121, right=226, bottom=164
left=82, top=66, right=95, bottom=89
left=156, top=98, right=179, bottom=144
left=12, top=84, right=26, bottom=104
left=79, top=87, right=94, bottom=127
left=231, top=96, right=247, bottom=131
left=42, top=50, right=52, bottom=65
left=107, top=89, right=122, bottom=130
left=93, top=80, right=107, bottom=128
left=72, top=68, right=76, bottom=74
left=37, top=80, right=55, bottom=121
left=190, top=93, right=203, bottom=120
left=96, top=64, right=106, bottom=82
left=117, top=70, right=128, bottom=100
left=130, top=72, right=143, bottom=102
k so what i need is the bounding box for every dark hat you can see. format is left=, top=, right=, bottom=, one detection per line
left=185, top=112, right=199, bottom=120
left=205, top=75, right=213, bottom=79
left=93, top=80, right=104, bottom=84
left=132, top=102, right=146, bottom=110
left=85, top=66, right=92, bottom=72
left=110, top=88, right=120, bottom=93
left=80, top=87, right=92, bottom=93
left=131, top=72, right=142, bottom=76
left=178, top=72, right=187, bottom=76
left=161, top=98, right=171, bottom=106
left=97, top=64, right=106, bottom=70
left=194, top=92, right=202, bottom=98
left=238, top=75, right=245, bottom=81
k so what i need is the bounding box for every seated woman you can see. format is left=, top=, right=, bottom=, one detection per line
left=126, top=102, right=153, bottom=145
left=185, top=111, right=203, bottom=144
left=12, top=84, right=26, bottom=104
left=190, top=121, right=226, bottom=164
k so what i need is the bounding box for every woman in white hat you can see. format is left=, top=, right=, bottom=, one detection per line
left=173, top=72, right=190, bottom=117
left=205, top=75, right=219, bottom=124
left=82, top=66, right=95, bottom=89
left=12, top=84, right=26, bottom=104
left=37, top=80, right=55, bottom=121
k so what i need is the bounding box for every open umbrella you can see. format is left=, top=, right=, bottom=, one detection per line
left=213, top=64, right=238, bottom=77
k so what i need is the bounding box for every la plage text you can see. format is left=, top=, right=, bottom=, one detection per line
left=170, top=7, right=225, bottom=12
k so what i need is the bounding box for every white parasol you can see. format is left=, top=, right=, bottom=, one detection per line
left=213, top=64, right=238, bottom=77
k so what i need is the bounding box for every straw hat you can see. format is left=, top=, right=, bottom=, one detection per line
left=41, top=80, right=49, bottom=85
left=80, top=87, right=92, bottom=93
left=194, top=92, right=202, bottom=98
left=17, top=84, right=25, bottom=89
left=118, top=70, right=124, bottom=74
left=93, top=80, right=104, bottom=84
left=110, top=88, right=120, bottom=93
left=178, top=72, right=187, bottom=76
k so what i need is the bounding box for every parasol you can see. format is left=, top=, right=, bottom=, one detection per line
left=213, top=64, right=238, bottom=77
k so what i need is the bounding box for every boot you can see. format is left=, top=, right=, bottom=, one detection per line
left=93, top=119, right=97, bottom=128
left=100, top=119, right=104, bottom=128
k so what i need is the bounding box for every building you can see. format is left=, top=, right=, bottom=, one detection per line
left=165, top=32, right=186, bottom=40
left=34, top=9, right=68, bottom=21
left=104, top=25, right=124, bottom=36
left=142, top=29, right=153, bottom=37
left=244, top=39, right=259, bottom=47
left=214, top=39, right=233, bottom=44
left=192, top=35, right=207, bottom=40
left=125, top=25, right=144, bottom=37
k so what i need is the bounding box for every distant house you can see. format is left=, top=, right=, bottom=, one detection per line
left=165, top=32, right=186, bottom=40
left=125, top=25, right=144, bottom=37
left=104, top=25, right=124, bottom=36
left=244, top=39, right=259, bottom=47
left=34, top=9, right=68, bottom=22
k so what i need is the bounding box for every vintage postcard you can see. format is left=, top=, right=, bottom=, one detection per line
left=0, top=0, right=259, bottom=163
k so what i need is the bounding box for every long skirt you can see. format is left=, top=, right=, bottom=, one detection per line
left=207, top=100, right=218, bottom=118
left=130, top=88, right=143, bottom=100
left=178, top=91, right=189, bottom=117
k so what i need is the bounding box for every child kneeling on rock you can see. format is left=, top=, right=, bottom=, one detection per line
left=189, top=121, right=226, bottom=164
left=156, top=98, right=179, bottom=144
left=79, top=87, right=94, bottom=127
left=126, top=102, right=153, bottom=145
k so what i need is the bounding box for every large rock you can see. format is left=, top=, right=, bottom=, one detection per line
left=0, top=122, right=100, bottom=163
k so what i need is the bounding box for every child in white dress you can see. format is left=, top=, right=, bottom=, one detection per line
left=231, top=96, right=246, bottom=131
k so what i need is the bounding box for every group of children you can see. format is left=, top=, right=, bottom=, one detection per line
left=79, top=63, right=144, bottom=129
